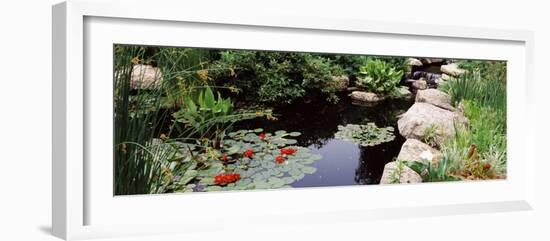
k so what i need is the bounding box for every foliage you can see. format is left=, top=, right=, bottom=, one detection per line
left=114, top=45, right=175, bottom=195
left=212, top=50, right=344, bottom=104
left=355, top=58, right=404, bottom=95
left=389, top=160, right=406, bottom=184
left=439, top=101, right=506, bottom=179
left=438, top=59, right=507, bottom=180
left=334, top=123, right=395, bottom=146
left=193, top=130, right=322, bottom=191
left=423, top=124, right=439, bottom=148
left=438, top=62, right=506, bottom=111
left=406, top=155, right=460, bottom=182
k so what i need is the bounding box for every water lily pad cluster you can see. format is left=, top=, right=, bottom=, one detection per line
left=172, top=129, right=322, bottom=192
left=334, top=123, right=395, bottom=146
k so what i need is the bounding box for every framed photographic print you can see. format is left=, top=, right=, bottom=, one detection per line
left=52, top=0, right=535, bottom=240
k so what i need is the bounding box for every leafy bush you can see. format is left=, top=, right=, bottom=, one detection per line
left=355, top=58, right=404, bottom=94
left=212, top=50, right=344, bottom=104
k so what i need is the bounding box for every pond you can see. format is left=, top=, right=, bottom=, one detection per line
left=234, top=93, right=413, bottom=187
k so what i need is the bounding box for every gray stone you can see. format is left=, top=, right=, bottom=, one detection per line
left=441, top=73, right=453, bottom=81
left=440, top=63, right=466, bottom=77
left=380, top=161, right=423, bottom=184
left=130, top=64, right=163, bottom=89
left=415, top=89, right=454, bottom=111
left=420, top=58, right=445, bottom=65
left=397, top=102, right=468, bottom=142
left=407, top=58, right=423, bottom=66
left=411, top=79, right=428, bottom=90
left=397, top=139, right=443, bottom=164
left=349, top=91, right=386, bottom=103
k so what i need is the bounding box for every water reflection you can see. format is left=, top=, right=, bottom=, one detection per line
left=234, top=94, right=412, bottom=186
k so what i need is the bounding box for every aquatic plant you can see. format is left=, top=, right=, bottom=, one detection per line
left=190, top=129, right=322, bottom=192
left=355, top=59, right=403, bottom=95
left=334, top=123, right=395, bottom=146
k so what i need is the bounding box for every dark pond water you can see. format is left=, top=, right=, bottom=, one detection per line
left=234, top=94, right=413, bottom=187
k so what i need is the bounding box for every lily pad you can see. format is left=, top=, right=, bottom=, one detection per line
left=334, top=123, right=395, bottom=146
left=190, top=130, right=323, bottom=192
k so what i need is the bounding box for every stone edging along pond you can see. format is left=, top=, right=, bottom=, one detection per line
left=379, top=61, right=469, bottom=184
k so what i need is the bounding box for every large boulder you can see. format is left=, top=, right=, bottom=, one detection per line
left=397, top=102, right=468, bottom=142
left=380, top=161, right=423, bottom=184
left=349, top=91, right=386, bottom=103
left=130, top=64, right=163, bottom=89
left=330, top=75, right=350, bottom=92
left=440, top=63, right=466, bottom=77
left=415, top=89, right=454, bottom=111
left=397, top=139, right=443, bottom=164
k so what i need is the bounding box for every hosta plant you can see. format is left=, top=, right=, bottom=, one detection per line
left=334, top=123, right=395, bottom=146
left=355, top=59, right=403, bottom=95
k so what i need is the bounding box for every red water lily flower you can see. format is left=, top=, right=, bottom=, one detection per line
left=214, top=173, right=241, bottom=185
left=244, top=149, right=254, bottom=158
left=280, top=147, right=297, bottom=155
left=259, top=133, right=266, bottom=140
left=220, top=154, right=228, bottom=162
left=275, top=155, right=285, bottom=164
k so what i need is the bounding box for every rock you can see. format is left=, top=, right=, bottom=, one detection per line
left=441, top=73, right=453, bottom=81
left=415, top=89, right=454, bottom=111
left=380, top=161, right=423, bottom=184
left=434, top=77, right=445, bottom=86
left=346, top=86, right=360, bottom=92
left=331, top=75, right=349, bottom=92
left=411, top=79, right=428, bottom=90
left=397, top=139, right=443, bottom=164
left=407, top=58, right=423, bottom=66
left=349, top=91, right=386, bottom=103
left=396, top=86, right=413, bottom=100
left=397, top=102, right=468, bottom=142
left=440, top=63, right=466, bottom=77
left=420, top=58, right=445, bottom=65
left=130, top=64, right=163, bottom=89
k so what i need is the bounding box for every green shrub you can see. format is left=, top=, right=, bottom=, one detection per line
left=212, top=50, right=344, bottom=104
left=355, top=58, right=403, bottom=94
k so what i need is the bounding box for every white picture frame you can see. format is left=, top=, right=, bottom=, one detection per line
left=52, top=0, right=536, bottom=240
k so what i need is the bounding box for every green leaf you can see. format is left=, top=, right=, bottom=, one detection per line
left=302, top=166, right=317, bottom=174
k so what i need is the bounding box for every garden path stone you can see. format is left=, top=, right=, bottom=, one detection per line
left=397, top=102, right=468, bottom=142
left=380, top=161, right=422, bottom=184
left=415, top=89, right=454, bottom=111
